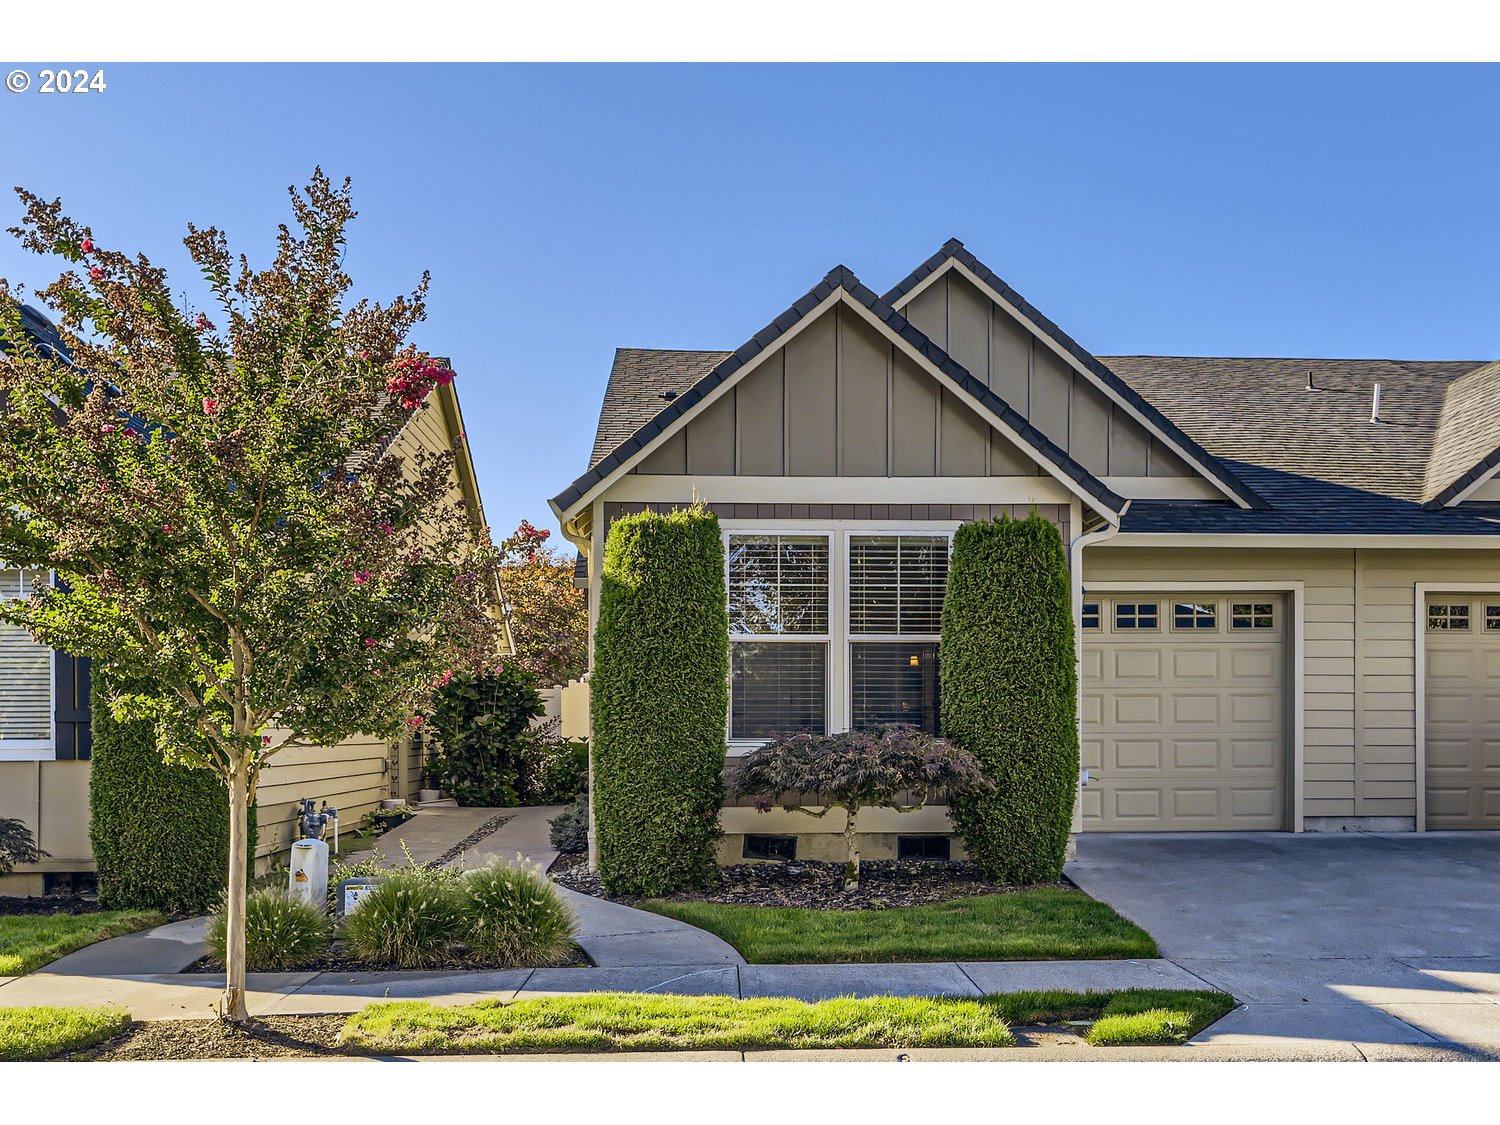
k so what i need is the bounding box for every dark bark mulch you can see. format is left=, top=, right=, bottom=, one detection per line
left=77, top=1016, right=349, bottom=1061
left=0, top=894, right=105, bottom=916
left=550, top=853, right=1021, bottom=910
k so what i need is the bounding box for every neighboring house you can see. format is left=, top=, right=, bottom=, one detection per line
left=552, top=239, right=1500, bottom=864
left=0, top=307, right=508, bottom=895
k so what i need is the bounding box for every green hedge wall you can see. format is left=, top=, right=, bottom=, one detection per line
left=89, top=675, right=256, bottom=915
left=592, top=505, right=728, bottom=895
left=940, top=512, right=1078, bottom=884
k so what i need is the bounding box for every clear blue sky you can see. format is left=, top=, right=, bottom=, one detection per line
left=3, top=64, right=1496, bottom=542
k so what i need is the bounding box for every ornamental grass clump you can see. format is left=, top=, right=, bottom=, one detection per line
left=341, top=869, right=465, bottom=968
left=462, top=860, right=576, bottom=967
left=206, top=888, right=330, bottom=972
left=732, top=724, right=992, bottom=892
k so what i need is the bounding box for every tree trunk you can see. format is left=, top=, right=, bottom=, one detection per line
left=222, top=766, right=251, bottom=1024
left=842, top=806, right=860, bottom=893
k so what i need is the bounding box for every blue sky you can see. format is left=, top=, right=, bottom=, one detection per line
left=2, top=64, right=1496, bottom=543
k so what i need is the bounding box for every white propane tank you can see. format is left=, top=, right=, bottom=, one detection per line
left=288, top=838, right=330, bottom=907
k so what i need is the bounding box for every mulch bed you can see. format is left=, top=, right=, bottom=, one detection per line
left=77, top=1016, right=349, bottom=1061
left=0, top=894, right=106, bottom=917
left=550, top=853, right=1028, bottom=910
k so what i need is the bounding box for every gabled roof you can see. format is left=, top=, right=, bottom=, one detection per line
left=1422, top=360, right=1500, bottom=509
left=550, top=265, right=1128, bottom=522
left=882, top=239, right=1268, bottom=511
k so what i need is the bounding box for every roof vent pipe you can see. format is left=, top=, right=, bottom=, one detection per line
left=1370, top=383, right=1383, bottom=424
left=1306, top=369, right=1315, bottom=391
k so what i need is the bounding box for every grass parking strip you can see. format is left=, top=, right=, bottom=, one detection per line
left=0, top=1005, right=133, bottom=1061
left=0, top=911, right=164, bottom=975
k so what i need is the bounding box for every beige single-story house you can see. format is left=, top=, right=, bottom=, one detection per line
left=0, top=307, right=508, bottom=895
left=551, top=239, right=1500, bottom=863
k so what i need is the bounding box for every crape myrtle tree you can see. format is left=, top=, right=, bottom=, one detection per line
left=0, top=172, right=504, bottom=1023
left=731, top=725, right=992, bottom=892
left=498, top=519, right=587, bottom=686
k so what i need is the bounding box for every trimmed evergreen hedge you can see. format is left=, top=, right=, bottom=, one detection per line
left=90, top=675, right=256, bottom=915
left=940, top=512, right=1078, bottom=884
left=592, top=505, right=728, bottom=895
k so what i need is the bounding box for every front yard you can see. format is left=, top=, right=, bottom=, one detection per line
left=639, top=886, right=1158, bottom=964
left=0, top=911, right=164, bottom=976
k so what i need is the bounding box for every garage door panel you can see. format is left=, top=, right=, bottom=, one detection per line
left=1084, top=591, right=1286, bottom=832
left=1425, top=596, right=1500, bottom=829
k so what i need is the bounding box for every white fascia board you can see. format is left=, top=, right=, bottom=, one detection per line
left=553, top=289, right=844, bottom=525
left=1443, top=460, right=1500, bottom=506
left=837, top=295, right=1120, bottom=520
left=928, top=257, right=1253, bottom=512
left=604, top=475, right=1073, bottom=505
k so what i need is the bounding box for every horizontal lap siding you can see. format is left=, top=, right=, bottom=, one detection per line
left=1087, top=547, right=1357, bottom=818
left=255, top=733, right=391, bottom=859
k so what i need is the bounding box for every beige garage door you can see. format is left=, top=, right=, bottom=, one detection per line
left=1424, top=596, right=1500, bottom=829
left=1081, top=594, right=1287, bottom=831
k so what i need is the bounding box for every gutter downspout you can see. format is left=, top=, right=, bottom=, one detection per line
left=1066, top=502, right=1129, bottom=860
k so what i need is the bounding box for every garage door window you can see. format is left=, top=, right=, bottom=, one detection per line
left=1081, top=602, right=1101, bottom=631
left=1172, top=602, right=1217, bottom=631
left=1114, top=602, right=1159, bottom=630
left=1231, top=602, right=1276, bottom=630
left=1427, top=603, right=1471, bottom=631
left=1486, top=606, right=1500, bottom=631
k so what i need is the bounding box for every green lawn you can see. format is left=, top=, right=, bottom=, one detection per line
left=0, top=1005, right=132, bottom=1061
left=339, top=989, right=1234, bottom=1055
left=639, top=886, right=1158, bottom=963
left=0, top=911, right=164, bottom=975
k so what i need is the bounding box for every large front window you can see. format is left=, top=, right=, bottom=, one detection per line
left=727, top=531, right=948, bottom=742
left=0, top=568, right=53, bottom=751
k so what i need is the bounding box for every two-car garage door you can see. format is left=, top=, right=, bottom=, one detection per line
left=1081, top=593, right=1288, bottom=831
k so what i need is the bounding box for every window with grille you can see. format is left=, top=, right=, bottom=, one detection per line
left=1231, top=602, right=1276, bottom=630
left=1114, top=602, right=1159, bottom=630
left=728, top=536, right=829, bottom=739
left=1172, top=601, right=1217, bottom=630
left=1487, top=606, right=1500, bottom=632
left=1427, top=603, right=1471, bottom=631
left=849, top=536, right=946, bottom=735
left=1081, top=602, right=1101, bottom=630
left=0, top=569, right=53, bottom=750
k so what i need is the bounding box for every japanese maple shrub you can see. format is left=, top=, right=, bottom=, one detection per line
left=0, top=172, right=503, bottom=1022
left=941, top=513, right=1078, bottom=885
left=731, top=725, right=991, bottom=892
left=591, top=505, right=728, bottom=896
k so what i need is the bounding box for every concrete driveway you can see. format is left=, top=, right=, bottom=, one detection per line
left=1068, top=833, right=1500, bottom=1055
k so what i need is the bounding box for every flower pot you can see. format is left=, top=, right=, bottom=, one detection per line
left=419, top=788, right=441, bottom=803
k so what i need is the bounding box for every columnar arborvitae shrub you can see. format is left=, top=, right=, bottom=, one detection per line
left=941, top=513, right=1078, bottom=884
left=90, top=675, right=256, bottom=915
left=592, top=505, right=728, bottom=895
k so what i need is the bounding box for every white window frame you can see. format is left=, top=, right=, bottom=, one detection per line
left=0, top=567, right=57, bottom=759
left=723, top=520, right=959, bottom=753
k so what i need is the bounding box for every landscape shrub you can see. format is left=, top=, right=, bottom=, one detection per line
left=940, top=513, right=1078, bottom=885
left=732, top=725, right=992, bottom=891
left=524, top=722, right=590, bottom=804
left=0, top=817, right=46, bottom=876
left=425, top=664, right=545, bottom=807
left=549, top=795, right=589, bottom=855
left=461, top=860, right=576, bottom=966
left=206, top=888, right=329, bottom=972
left=89, top=675, right=256, bottom=914
left=341, top=868, right=465, bottom=968
left=591, top=505, right=728, bottom=896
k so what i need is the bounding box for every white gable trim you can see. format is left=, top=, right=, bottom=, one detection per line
left=1441, top=460, right=1500, bottom=506
left=893, top=256, right=1253, bottom=511
left=557, top=287, right=1122, bottom=525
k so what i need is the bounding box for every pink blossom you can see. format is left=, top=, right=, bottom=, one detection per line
left=261, top=735, right=272, bottom=745
left=102, top=424, right=115, bottom=433
left=406, top=715, right=425, bottom=729
left=363, top=637, right=376, bottom=646
left=162, top=524, right=172, bottom=533
left=352, top=570, right=371, bottom=584
left=377, top=521, right=393, bottom=535
left=193, top=313, right=214, bottom=333
left=202, top=398, right=218, bottom=414
left=80, top=237, right=94, bottom=254
left=89, top=266, right=103, bottom=281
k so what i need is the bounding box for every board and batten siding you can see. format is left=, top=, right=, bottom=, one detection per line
left=1085, top=546, right=1500, bottom=826
left=894, top=269, right=1193, bottom=479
